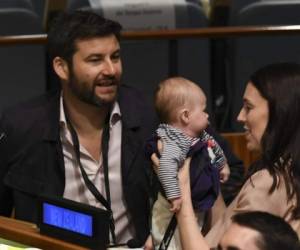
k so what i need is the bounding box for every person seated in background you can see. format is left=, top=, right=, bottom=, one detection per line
left=156, top=62, right=300, bottom=249
left=0, top=10, right=156, bottom=249
left=219, top=211, right=300, bottom=250
left=146, top=77, right=230, bottom=249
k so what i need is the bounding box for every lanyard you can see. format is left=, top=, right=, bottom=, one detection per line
left=63, top=103, right=116, bottom=244
left=158, top=214, right=177, bottom=250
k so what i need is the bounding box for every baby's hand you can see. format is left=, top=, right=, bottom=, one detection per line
left=169, top=197, right=182, bottom=213
left=220, top=163, right=230, bottom=183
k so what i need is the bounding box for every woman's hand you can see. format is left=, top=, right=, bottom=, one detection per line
left=176, top=157, right=210, bottom=250
left=151, top=140, right=209, bottom=249
left=178, top=157, right=191, bottom=198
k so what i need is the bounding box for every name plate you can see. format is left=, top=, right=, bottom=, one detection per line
left=89, top=0, right=186, bottom=30
left=38, top=195, right=110, bottom=249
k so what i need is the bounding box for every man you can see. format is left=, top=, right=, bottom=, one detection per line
left=0, top=11, right=155, bottom=248
left=218, top=211, right=300, bottom=250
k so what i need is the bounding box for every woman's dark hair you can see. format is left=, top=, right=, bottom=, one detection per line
left=232, top=211, right=300, bottom=250
left=47, top=10, right=122, bottom=66
left=249, top=62, right=300, bottom=219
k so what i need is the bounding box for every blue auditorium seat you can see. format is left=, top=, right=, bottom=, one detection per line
left=30, top=0, right=47, bottom=25
left=227, top=0, right=300, bottom=130
left=230, top=0, right=296, bottom=22
left=0, top=5, right=46, bottom=111
left=0, top=0, right=34, bottom=10
left=230, top=0, right=258, bottom=22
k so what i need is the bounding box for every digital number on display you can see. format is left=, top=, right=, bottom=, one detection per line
left=43, top=203, right=93, bottom=237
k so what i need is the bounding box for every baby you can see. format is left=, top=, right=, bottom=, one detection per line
left=147, top=77, right=230, bottom=249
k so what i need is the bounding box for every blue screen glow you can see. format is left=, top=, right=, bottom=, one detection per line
left=43, top=203, right=93, bottom=237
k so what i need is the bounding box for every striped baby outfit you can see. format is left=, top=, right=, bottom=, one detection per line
left=156, top=124, right=197, bottom=199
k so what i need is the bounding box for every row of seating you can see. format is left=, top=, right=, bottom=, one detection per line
left=228, top=0, right=300, bottom=130
left=1, top=0, right=300, bottom=132
left=0, top=0, right=46, bottom=112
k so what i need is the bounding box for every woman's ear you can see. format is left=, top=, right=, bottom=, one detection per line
left=53, top=57, right=69, bottom=81
left=180, top=109, right=190, bottom=125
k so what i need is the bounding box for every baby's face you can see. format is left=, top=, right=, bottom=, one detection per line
left=186, top=89, right=209, bottom=137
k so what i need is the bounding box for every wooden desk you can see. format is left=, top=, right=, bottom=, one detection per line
left=0, top=216, right=87, bottom=250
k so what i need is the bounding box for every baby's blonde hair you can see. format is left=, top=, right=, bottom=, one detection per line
left=154, top=77, right=204, bottom=123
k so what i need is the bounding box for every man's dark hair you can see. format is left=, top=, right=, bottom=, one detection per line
left=47, top=10, right=122, bottom=65
left=232, top=211, right=300, bottom=250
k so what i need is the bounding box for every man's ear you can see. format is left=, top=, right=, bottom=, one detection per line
left=180, top=109, right=190, bottom=125
left=53, top=57, right=69, bottom=81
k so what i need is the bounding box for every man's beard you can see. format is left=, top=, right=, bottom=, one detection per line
left=69, top=71, right=120, bottom=108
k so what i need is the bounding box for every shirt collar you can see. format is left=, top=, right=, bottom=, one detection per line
left=59, top=94, right=67, bottom=130
left=59, top=94, right=122, bottom=130
left=109, top=102, right=121, bottom=128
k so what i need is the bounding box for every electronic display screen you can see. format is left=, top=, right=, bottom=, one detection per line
left=43, top=203, right=93, bottom=237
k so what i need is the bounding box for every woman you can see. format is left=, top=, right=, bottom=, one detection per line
left=175, top=62, right=300, bottom=249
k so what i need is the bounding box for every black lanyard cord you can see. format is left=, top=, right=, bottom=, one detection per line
left=158, top=214, right=177, bottom=250
left=63, top=104, right=116, bottom=244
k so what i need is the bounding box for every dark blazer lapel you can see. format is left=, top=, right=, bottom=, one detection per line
left=41, top=91, right=65, bottom=189
left=118, top=86, right=143, bottom=182
left=121, top=125, right=142, bottom=182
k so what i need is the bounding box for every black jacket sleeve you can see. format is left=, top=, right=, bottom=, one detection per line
left=0, top=113, right=14, bottom=216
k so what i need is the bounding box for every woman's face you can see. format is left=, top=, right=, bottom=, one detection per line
left=237, top=82, right=269, bottom=152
